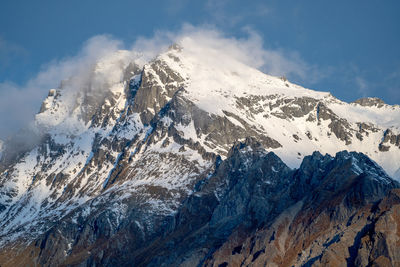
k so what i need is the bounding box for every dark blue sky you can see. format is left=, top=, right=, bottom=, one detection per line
left=0, top=0, right=399, bottom=138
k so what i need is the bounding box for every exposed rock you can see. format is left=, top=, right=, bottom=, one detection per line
left=379, top=129, right=400, bottom=152
left=353, top=97, right=386, bottom=108
left=280, top=97, right=318, bottom=118
left=132, top=59, right=184, bottom=124
left=317, top=102, right=353, bottom=145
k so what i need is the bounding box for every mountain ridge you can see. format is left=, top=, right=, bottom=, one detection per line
left=0, top=39, right=399, bottom=266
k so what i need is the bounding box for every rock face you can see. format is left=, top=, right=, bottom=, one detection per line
left=379, top=129, right=400, bottom=152
left=0, top=40, right=400, bottom=266
left=353, top=97, right=386, bottom=108
left=202, top=147, right=400, bottom=267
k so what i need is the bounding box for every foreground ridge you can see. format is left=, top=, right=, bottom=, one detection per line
left=1, top=139, right=399, bottom=266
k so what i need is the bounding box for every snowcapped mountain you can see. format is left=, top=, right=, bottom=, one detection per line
left=0, top=38, right=399, bottom=266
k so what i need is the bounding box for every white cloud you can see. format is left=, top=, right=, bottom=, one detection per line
left=355, top=76, right=369, bottom=97
left=130, top=24, right=319, bottom=82
left=32, top=35, right=123, bottom=92
left=0, top=35, right=123, bottom=139
left=0, top=25, right=321, bottom=139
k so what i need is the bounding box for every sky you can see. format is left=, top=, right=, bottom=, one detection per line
left=0, top=0, right=399, bottom=139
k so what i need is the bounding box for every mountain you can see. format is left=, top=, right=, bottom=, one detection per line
left=0, top=39, right=399, bottom=266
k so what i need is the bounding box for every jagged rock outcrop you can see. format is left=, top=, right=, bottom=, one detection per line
left=379, top=129, right=400, bottom=152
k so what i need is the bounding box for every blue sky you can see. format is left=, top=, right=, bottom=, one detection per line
left=0, top=0, right=399, bottom=139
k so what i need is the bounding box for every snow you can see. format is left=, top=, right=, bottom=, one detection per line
left=159, top=43, right=329, bottom=118
left=174, top=120, right=198, bottom=140
left=351, top=160, right=363, bottom=175
left=329, top=101, right=400, bottom=129
left=131, top=74, right=142, bottom=85
left=154, top=44, right=400, bottom=178
left=225, top=115, right=245, bottom=129
left=34, top=50, right=140, bottom=134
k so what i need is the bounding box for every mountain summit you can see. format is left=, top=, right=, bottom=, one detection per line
left=0, top=40, right=399, bottom=266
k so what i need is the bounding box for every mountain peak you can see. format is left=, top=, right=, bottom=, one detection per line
left=168, top=43, right=183, bottom=52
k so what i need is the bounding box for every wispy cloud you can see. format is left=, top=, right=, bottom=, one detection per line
left=131, top=24, right=322, bottom=83
left=205, top=0, right=235, bottom=26
left=204, top=1, right=271, bottom=27
left=0, top=35, right=123, bottom=139
left=383, top=68, right=400, bottom=104
left=355, top=76, right=369, bottom=97
left=0, top=37, right=28, bottom=71
left=336, top=63, right=400, bottom=104
left=164, top=0, right=187, bottom=15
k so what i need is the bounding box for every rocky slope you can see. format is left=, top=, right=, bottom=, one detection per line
left=0, top=39, right=399, bottom=266
left=1, top=139, right=399, bottom=266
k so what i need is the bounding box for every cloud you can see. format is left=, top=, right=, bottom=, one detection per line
left=336, top=63, right=400, bottom=104
left=383, top=68, right=400, bottom=104
left=0, top=35, right=123, bottom=139
left=131, top=24, right=321, bottom=82
left=0, top=24, right=322, bottom=140
left=355, top=76, right=369, bottom=97
left=0, top=37, right=27, bottom=56
left=164, top=0, right=187, bottom=15
left=204, top=1, right=272, bottom=28
left=205, top=0, right=236, bottom=26
left=0, top=37, right=28, bottom=70
left=33, top=35, right=123, bottom=92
